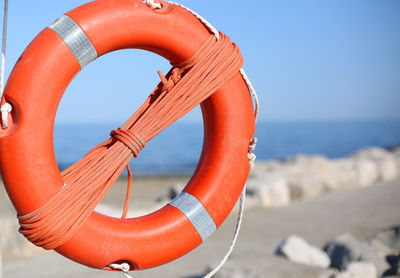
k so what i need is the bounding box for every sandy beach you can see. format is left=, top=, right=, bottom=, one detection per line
left=1, top=167, right=399, bottom=278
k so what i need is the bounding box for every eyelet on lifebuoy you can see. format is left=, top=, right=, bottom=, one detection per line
left=0, top=0, right=255, bottom=271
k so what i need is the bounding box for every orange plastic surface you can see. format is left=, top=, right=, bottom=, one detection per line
left=0, top=0, right=255, bottom=271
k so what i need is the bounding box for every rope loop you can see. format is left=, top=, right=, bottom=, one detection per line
left=248, top=137, right=257, bottom=169
left=1, top=102, right=11, bottom=129
left=109, top=263, right=133, bottom=278
left=249, top=137, right=257, bottom=152
left=110, top=128, right=145, bottom=158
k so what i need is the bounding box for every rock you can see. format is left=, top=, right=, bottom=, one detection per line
left=250, top=160, right=283, bottom=178
left=284, top=155, right=354, bottom=200
left=335, top=262, right=377, bottom=278
left=353, top=147, right=392, bottom=160
left=375, top=226, right=400, bottom=252
left=391, top=146, right=400, bottom=155
left=246, top=174, right=290, bottom=207
left=382, top=254, right=400, bottom=277
left=324, top=233, right=381, bottom=270
left=324, top=243, right=352, bottom=270
left=277, top=235, right=331, bottom=268
left=378, top=158, right=399, bottom=181
left=370, top=238, right=394, bottom=258
left=386, top=254, right=400, bottom=268
left=352, top=157, right=379, bottom=187
left=168, top=183, right=186, bottom=200
left=352, top=148, right=399, bottom=182
left=248, top=149, right=397, bottom=203
left=286, top=171, right=325, bottom=200
left=330, top=158, right=358, bottom=188
left=284, top=155, right=330, bottom=170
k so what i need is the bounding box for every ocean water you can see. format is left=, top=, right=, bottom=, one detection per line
left=54, top=121, right=400, bottom=176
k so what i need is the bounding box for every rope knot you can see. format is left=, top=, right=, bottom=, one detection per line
left=157, top=68, right=182, bottom=92
left=248, top=137, right=257, bottom=169
left=110, top=128, right=145, bottom=158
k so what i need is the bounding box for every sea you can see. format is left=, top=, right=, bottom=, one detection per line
left=54, top=121, right=400, bottom=176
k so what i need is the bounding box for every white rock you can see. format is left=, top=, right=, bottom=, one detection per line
left=247, top=174, right=290, bottom=207
left=302, top=155, right=344, bottom=192
left=377, top=157, right=398, bottom=181
left=375, top=226, right=400, bottom=252
left=330, top=158, right=358, bottom=188
left=251, top=160, right=284, bottom=178
left=335, top=262, right=377, bottom=278
left=284, top=164, right=325, bottom=200
left=353, top=147, right=392, bottom=160
left=283, top=155, right=355, bottom=200
left=352, top=157, right=379, bottom=187
left=352, top=147, right=399, bottom=182
left=277, top=235, right=331, bottom=268
left=285, top=155, right=327, bottom=167
left=369, top=238, right=393, bottom=257
left=324, top=233, right=388, bottom=274
left=168, top=183, right=185, bottom=199
left=287, top=174, right=325, bottom=200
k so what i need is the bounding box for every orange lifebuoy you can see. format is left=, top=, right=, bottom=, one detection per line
left=0, top=0, right=255, bottom=271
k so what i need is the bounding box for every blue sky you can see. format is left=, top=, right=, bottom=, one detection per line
left=2, top=0, right=400, bottom=124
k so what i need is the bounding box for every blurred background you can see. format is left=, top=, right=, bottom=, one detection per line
left=1, top=1, right=399, bottom=278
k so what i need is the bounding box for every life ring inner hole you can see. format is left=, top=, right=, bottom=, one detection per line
left=53, top=48, right=204, bottom=219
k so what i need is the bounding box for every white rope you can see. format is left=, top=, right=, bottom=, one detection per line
left=0, top=0, right=8, bottom=98
left=109, top=185, right=247, bottom=278
left=0, top=0, right=11, bottom=130
left=161, top=7, right=258, bottom=275
left=142, top=0, right=162, bottom=9
left=240, top=68, right=259, bottom=167
left=202, top=185, right=246, bottom=278
left=109, top=263, right=133, bottom=278
left=240, top=68, right=259, bottom=123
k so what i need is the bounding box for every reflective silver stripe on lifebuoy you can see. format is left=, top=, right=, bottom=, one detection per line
left=48, top=15, right=97, bottom=69
left=169, top=192, right=217, bottom=241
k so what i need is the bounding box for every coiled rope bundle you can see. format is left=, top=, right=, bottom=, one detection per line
left=18, top=33, right=244, bottom=250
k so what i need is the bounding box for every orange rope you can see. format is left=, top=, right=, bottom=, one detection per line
left=18, top=33, right=243, bottom=250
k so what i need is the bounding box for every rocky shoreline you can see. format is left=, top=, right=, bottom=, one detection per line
left=246, top=146, right=400, bottom=209
left=1, top=146, right=399, bottom=278
left=275, top=228, right=400, bottom=278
